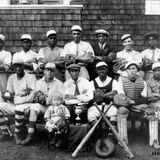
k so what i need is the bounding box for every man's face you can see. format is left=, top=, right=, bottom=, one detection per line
left=96, top=66, right=108, bottom=78
left=148, top=36, right=157, bottom=48
left=72, top=30, right=82, bottom=43
left=47, top=35, right=57, bottom=47
left=153, top=67, right=160, bottom=79
left=44, top=68, right=55, bottom=79
left=22, top=39, right=32, bottom=52
left=122, top=37, right=134, bottom=50
left=97, top=34, right=107, bottom=44
left=127, top=65, right=138, bottom=78
left=13, top=64, right=24, bottom=76
left=69, top=69, right=80, bottom=81
left=0, top=40, right=4, bottom=50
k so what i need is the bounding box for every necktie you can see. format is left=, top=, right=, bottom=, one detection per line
left=151, top=49, right=155, bottom=63
left=76, top=44, right=79, bottom=56
left=74, top=81, right=80, bottom=96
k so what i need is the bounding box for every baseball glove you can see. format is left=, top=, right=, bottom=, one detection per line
left=142, top=58, right=152, bottom=71
left=113, top=58, right=127, bottom=73
left=33, top=90, right=46, bottom=105
left=113, top=94, right=131, bottom=107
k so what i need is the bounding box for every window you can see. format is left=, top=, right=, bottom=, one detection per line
left=145, top=0, right=160, bottom=15
left=5, top=0, right=72, bottom=5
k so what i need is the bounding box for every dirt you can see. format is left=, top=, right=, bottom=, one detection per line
left=0, top=122, right=160, bottom=160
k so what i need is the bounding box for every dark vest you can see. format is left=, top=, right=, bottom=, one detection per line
left=122, top=77, right=144, bottom=101
left=93, top=78, right=113, bottom=104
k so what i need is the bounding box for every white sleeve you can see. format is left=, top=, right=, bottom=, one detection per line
left=37, top=48, right=44, bottom=60
left=141, top=81, right=147, bottom=98
left=60, top=44, right=70, bottom=57
left=116, top=77, right=125, bottom=94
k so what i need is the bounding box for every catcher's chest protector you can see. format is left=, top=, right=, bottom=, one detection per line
left=122, top=77, right=144, bottom=100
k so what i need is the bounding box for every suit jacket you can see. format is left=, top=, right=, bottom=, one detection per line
left=87, top=42, right=116, bottom=79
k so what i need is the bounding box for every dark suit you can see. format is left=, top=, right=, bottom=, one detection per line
left=87, top=42, right=116, bottom=80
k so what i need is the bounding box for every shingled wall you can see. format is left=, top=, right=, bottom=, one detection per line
left=0, top=0, right=160, bottom=53
left=82, top=0, right=160, bottom=52
left=0, top=6, right=82, bottom=53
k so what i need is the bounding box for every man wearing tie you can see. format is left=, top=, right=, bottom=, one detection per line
left=141, top=32, right=160, bottom=80
left=60, top=25, right=94, bottom=80
left=64, top=64, right=93, bottom=124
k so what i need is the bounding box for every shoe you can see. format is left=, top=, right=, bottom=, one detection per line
left=0, top=134, right=10, bottom=141
left=21, top=133, right=33, bottom=145
left=14, top=134, right=22, bottom=145
left=153, top=140, right=160, bottom=149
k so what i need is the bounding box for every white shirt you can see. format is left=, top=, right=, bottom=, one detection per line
left=13, top=50, right=38, bottom=71
left=90, top=76, right=122, bottom=94
left=141, top=48, right=160, bottom=63
left=60, top=40, right=94, bottom=57
left=36, top=77, right=64, bottom=105
left=0, top=49, right=12, bottom=70
left=117, top=49, right=142, bottom=64
left=7, top=73, right=36, bottom=105
left=64, top=77, right=93, bottom=105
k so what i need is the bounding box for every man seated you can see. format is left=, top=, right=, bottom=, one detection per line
left=14, top=62, right=64, bottom=145
left=88, top=61, right=119, bottom=130
left=64, top=63, right=93, bottom=124
left=0, top=57, right=36, bottom=142
left=117, top=62, right=153, bottom=146
left=146, top=61, right=160, bottom=149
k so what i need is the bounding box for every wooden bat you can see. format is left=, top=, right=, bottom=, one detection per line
left=94, top=102, right=134, bottom=158
left=72, top=102, right=113, bottom=158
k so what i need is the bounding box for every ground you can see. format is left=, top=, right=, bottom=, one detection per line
left=0, top=121, right=160, bottom=160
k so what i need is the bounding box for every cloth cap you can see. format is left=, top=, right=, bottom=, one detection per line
left=12, top=56, right=24, bottom=65
left=46, top=30, right=57, bottom=37
left=95, top=29, right=109, bottom=36
left=152, top=62, right=160, bottom=70
left=144, top=32, right=159, bottom=40
left=71, top=25, right=82, bottom=32
left=121, top=34, right=132, bottom=42
left=67, top=64, right=80, bottom=71
left=125, top=61, right=140, bottom=70
left=96, top=61, right=108, bottom=68
left=45, top=62, right=56, bottom=70
left=21, top=34, right=32, bottom=40
left=0, top=34, right=5, bottom=41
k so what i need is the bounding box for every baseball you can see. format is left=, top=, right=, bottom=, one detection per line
left=4, top=92, right=10, bottom=97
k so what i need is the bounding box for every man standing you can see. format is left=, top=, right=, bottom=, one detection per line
left=64, top=63, right=93, bottom=123
left=117, top=62, right=148, bottom=145
left=13, top=34, right=38, bottom=75
left=88, top=61, right=119, bottom=128
left=89, top=29, right=116, bottom=79
left=38, top=30, right=64, bottom=81
left=60, top=25, right=94, bottom=80
left=147, top=62, right=160, bottom=149
left=141, top=32, right=160, bottom=80
left=0, top=57, right=35, bottom=142
left=15, top=63, right=64, bottom=145
left=0, top=34, right=12, bottom=101
left=115, top=34, right=142, bottom=77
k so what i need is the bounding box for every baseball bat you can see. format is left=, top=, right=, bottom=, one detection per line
left=72, top=102, right=113, bottom=158
left=94, top=102, right=134, bottom=158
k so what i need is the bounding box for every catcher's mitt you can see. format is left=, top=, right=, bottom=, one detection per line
left=113, top=94, right=131, bottom=107
left=142, top=58, right=152, bottom=71
left=95, top=136, right=115, bottom=158
left=113, top=58, right=127, bottom=73
left=33, top=90, right=46, bottom=105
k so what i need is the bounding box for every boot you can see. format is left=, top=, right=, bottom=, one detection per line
left=117, top=115, right=128, bottom=145
left=14, top=134, right=22, bottom=145
left=21, top=133, right=33, bottom=145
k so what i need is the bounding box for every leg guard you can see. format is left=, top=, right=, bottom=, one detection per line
left=117, top=114, right=128, bottom=144
left=149, top=118, right=160, bottom=149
